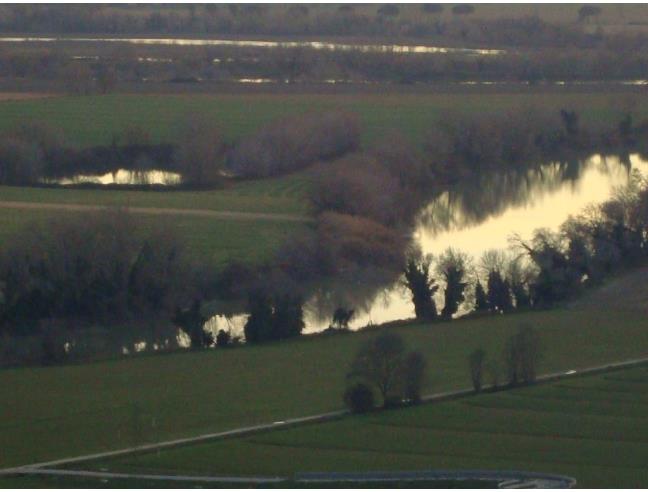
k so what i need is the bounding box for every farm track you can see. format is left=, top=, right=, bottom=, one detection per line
left=0, top=200, right=313, bottom=223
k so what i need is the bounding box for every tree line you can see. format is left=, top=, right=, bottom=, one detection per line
left=0, top=111, right=359, bottom=187
left=343, top=323, right=541, bottom=413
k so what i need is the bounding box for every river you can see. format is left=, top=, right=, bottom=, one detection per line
left=206, top=153, right=648, bottom=338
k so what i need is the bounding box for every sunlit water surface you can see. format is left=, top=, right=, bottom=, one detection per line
left=206, top=153, right=648, bottom=339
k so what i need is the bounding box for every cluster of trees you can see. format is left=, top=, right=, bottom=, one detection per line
left=344, top=332, right=426, bottom=412
left=0, top=209, right=200, bottom=366
left=243, top=289, right=304, bottom=343
left=469, top=324, right=541, bottom=392
left=227, top=111, right=360, bottom=178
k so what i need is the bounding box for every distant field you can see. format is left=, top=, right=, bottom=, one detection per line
left=86, top=366, right=648, bottom=488
left=1, top=269, right=648, bottom=469
left=0, top=92, right=645, bottom=147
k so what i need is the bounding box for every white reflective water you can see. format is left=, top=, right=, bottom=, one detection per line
left=0, top=36, right=504, bottom=55
left=48, top=169, right=181, bottom=186
left=302, top=153, right=648, bottom=332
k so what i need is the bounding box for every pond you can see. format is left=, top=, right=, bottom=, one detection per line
left=0, top=36, right=504, bottom=56
left=206, top=153, right=648, bottom=338
left=46, top=169, right=181, bottom=186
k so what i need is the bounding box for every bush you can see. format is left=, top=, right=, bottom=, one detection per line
left=343, top=383, right=375, bottom=413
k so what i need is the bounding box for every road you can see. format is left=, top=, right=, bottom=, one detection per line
left=2, top=353, right=647, bottom=477
left=0, top=200, right=312, bottom=223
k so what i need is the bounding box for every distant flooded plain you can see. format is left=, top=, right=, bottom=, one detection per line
left=0, top=36, right=504, bottom=55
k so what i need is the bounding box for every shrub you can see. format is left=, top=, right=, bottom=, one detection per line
left=344, top=383, right=375, bottom=413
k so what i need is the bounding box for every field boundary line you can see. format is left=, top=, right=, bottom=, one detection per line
left=0, top=200, right=313, bottom=223
left=1, top=354, right=647, bottom=474
left=9, top=468, right=284, bottom=484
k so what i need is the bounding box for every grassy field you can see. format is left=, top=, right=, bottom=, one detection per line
left=0, top=172, right=311, bottom=215
left=0, top=172, right=311, bottom=267
left=0, top=206, right=306, bottom=267
left=81, top=365, right=648, bottom=489
left=1, top=268, right=648, bottom=470
left=0, top=92, right=646, bottom=148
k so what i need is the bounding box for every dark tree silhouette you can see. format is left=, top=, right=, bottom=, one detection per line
left=174, top=300, right=212, bottom=349
left=332, top=307, right=355, bottom=330
left=505, top=324, right=542, bottom=386
left=474, top=281, right=489, bottom=312
left=243, top=289, right=274, bottom=343
left=437, top=249, right=470, bottom=320
left=403, top=256, right=438, bottom=321
left=487, top=270, right=513, bottom=313
left=343, top=383, right=375, bottom=413
left=347, top=332, right=427, bottom=407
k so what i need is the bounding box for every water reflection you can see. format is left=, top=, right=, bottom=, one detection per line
left=0, top=36, right=504, bottom=56
left=47, top=169, right=181, bottom=186
left=206, top=154, right=647, bottom=337
left=306, top=153, right=647, bottom=332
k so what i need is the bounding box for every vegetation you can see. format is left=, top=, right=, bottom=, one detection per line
left=403, top=255, right=439, bottom=321
left=2, top=270, right=648, bottom=469
left=86, top=366, right=648, bottom=488
left=1, top=93, right=647, bottom=149
left=346, top=332, right=426, bottom=407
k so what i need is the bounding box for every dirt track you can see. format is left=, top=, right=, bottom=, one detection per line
left=0, top=200, right=313, bottom=223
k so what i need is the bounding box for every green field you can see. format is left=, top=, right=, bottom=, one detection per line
left=0, top=93, right=646, bottom=147
left=0, top=172, right=311, bottom=267
left=0, top=172, right=311, bottom=215
left=82, top=365, right=648, bottom=488
left=1, top=268, right=648, bottom=470
left=0, top=206, right=306, bottom=268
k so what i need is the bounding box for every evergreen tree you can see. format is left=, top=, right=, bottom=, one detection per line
left=474, top=281, right=489, bottom=312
